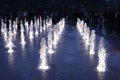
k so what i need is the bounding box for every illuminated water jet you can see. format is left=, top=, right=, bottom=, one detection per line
left=35, top=19, right=39, bottom=37
left=39, top=17, right=42, bottom=33
left=76, top=19, right=84, bottom=36
left=38, top=37, right=49, bottom=70
left=1, top=19, right=4, bottom=32
left=20, top=21, right=26, bottom=45
left=6, top=30, right=15, bottom=54
left=47, top=30, right=54, bottom=54
left=8, top=20, right=12, bottom=31
left=2, top=23, right=8, bottom=41
left=13, top=21, right=17, bottom=35
left=89, top=30, right=96, bottom=55
left=53, top=30, right=58, bottom=46
left=83, top=23, right=87, bottom=40
left=25, top=21, right=29, bottom=34
left=97, top=37, right=107, bottom=72
left=29, top=20, right=34, bottom=39
left=85, top=27, right=90, bottom=46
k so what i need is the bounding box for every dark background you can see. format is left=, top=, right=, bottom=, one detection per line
left=1, top=0, right=120, bottom=35
left=0, top=0, right=120, bottom=14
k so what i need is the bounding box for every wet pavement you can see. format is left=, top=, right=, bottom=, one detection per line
left=0, top=25, right=120, bottom=80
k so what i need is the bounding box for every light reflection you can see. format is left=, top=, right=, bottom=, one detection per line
left=98, top=72, right=105, bottom=80
left=21, top=49, right=26, bottom=61
left=41, top=70, right=48, bottom=80
left=48, top=54, right=53, bottom=64
left=8, top=53, right=14, bottom=68
left=21, top=43, right=26, bottom=51
left=89, top=54, right=94, bottom=66
left=29, top=38, right=33, bottom=47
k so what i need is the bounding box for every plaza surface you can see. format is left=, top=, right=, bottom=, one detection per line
left=0, top=24, right=120, bottom=80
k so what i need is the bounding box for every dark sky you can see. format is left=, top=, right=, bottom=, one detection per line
left=0, top=0, right=119, bottom=12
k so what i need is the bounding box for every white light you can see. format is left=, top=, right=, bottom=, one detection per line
left=47, top=49, right=54, bottom=54
left=8, top=47, right=14, bottom=53
left=38, top=64, right=50, bottom=70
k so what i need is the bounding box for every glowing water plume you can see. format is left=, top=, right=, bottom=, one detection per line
left=35, top=27, right=39, bottom=37
left=83, top=23, right=87, bottom=40
left=15, top=18, right=18, bottom=30
left=37, top=18, right=40, bottom=27
left=47, top=30, right=54, bottom=54
left=97, top=37, right=107, bottom=72
left=58, top=18, right=65, bottom=36
left=36, top=18, right=40, bottom=33
left=34, top=17, right=37, bottom=28
left=47, top=18, right=52, bottom=27
left=29, top=20, right=34, bottom=39
left=20, top=21, right=26, bottom=45
left=85, top=27, right=90, bottom=46
left=6, top=30, right=15, bottom=53
left=80, top=21, right=84, bottom=36
left=1, top=19, right=4, bottom=32
left=45, top=18, right=49, bottom=29
left=40, top=25, right=43, bottom=33
left=21, top=43, right=26, bottom=51
left=52, top=18, right=65, bottom=47
left=35, top=18, right=39, bottom=37
left=12, top=21, right=17, bottom=35
left=25, top=21, right=29, bottom=34
left=12, top=21, right=18, bottom=40
left=89, top=30, right=96, bottom=55
left=76, top=18, right=80, bottom=30
left=5, top=30, right=13, bottom=47
left=2, top=23, right=8, bottom=40
left=38, top=37, right=49, bottom=70
left=1, top=23, right=8, bottom=44
left=76, top=18, right=84, bottom=36
left=39, top=17, right=42, bottom=32
left=8, top=20, right=12, bottom=31
left=77, top=19, right=90, bottom=48
left=45, top=17, right=53, bottom=29
left=53, top=26, right=59, bottom=46
left=83, top=26, right=90, bottom=49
